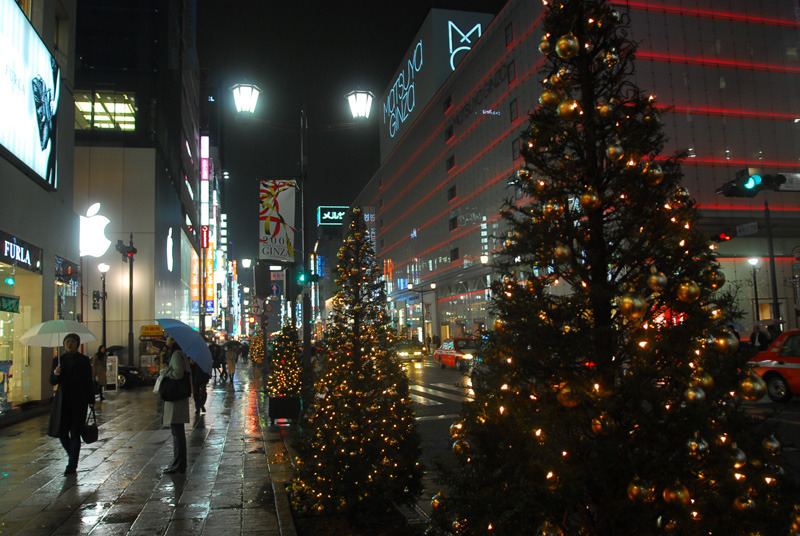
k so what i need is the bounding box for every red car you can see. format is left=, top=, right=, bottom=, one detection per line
left=434, top=337, right=482, bottom=370
left=749, top=329, right=800, bottom=401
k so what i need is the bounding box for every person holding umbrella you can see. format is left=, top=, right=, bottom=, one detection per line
left=160, top=335, right=192, bottom=474
left=48, top=333, right=94, bottom=475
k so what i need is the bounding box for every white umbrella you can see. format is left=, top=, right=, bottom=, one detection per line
left=19, top=319, right=97, bottom=347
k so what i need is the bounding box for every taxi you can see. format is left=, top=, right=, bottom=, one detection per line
left=434, top=337, right=482, bottom=371
left=749, top=329, right=800, bottom=402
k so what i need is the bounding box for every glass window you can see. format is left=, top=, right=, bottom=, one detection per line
left=75, top=90, right=136, bottom=131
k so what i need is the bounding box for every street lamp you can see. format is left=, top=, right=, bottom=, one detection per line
left=749, top=257, right=760, bottom=321
left=98, top=263, right=110, bottom=348
left=231, top=84, right=374, bottom=366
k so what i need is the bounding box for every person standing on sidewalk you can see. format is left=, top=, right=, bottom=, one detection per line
left=189, top=357, right=209, bottom=414
left=48, top=333, right=94, bottom=475
left=92, top=344, right=108, bottom=401
left=160, top=336, right=191, bottom=474
left=225, top=343, right=237, bottom=383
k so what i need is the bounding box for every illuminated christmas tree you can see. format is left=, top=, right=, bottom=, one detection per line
left=250, top=330, right=265, bottom=365
left=290, top=207, right=423, bottom=516
left=430, top=1, right=798, bottom=534
left=265, top=323, right=302, bottom=396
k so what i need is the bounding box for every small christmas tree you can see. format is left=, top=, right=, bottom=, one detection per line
left=290, top=207, right=423, bottom=516
left=250, top=329, right=265, bottom=365
left=265, top=323, right=302, bottom=397
left=430, top=1, right=797, bottom=535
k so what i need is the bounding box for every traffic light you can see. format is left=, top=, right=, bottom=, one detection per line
left=297, top=269, right=306, bottom=284
left=92, top=290, right=101, bottom=310
left=716, top=169, right=787, bottom=198
left=115, top=239, right=137, bottom=261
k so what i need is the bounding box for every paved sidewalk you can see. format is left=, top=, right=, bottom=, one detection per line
left=0, top=364, right=297, bottom=536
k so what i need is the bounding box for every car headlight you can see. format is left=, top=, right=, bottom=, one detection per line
left=413, top=351, right=422, bottom=356
left=398, top=351, right=409, bottom=357
left=130, top=370, right=139, bottom=375
left=463, top=353, right=474, bottom=360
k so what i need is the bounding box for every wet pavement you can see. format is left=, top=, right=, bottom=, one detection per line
left=0, top=364, right=297, bottom=536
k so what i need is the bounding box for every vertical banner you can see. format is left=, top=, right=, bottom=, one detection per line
left=191, top=250, right=200, bottom=314
left=204, top=248, right=214, bottom=313
left=259, top=180, right=297, bottom=262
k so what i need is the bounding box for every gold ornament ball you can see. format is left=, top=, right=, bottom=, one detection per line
left=683, top=385, right=706, bottom=404
left=493, top=318, right=507, bottom=333
left=627, top=477, right=656, bottom=502
left=555, top=33, right=580, bottom=59
left=739, top=373, right=767, bottom=401
left=606, top=140, right=625, bottom=161
left=762, top=435, right=781, bottom=454
left=734, top=496, right=755, bottom=511
left=731, top=447, right=747, bottom=469
left=556, top=382, right=582, bottom=407
left=591, top=413, right=616, bottom=435
left=647, top=272, right=668, bottom=292
left=676, top=280, right=701, bottom=303
left=452, top=439, right=471, bottom=456
left=539, top=89, right=561, bottom=110
left=672, top=187, right=691, bottom=207
left=714, top=331, right=739, bottom=354
left=580, top=191, right=602, bottom=211
left=431, top=492, right=445, bottom=510
left=705, top=268, right=726, bottom=290
left=539, top=36, right=552, bottom=55
left=450, top=422, right=465, bottom=438
left=597, top=102, right=613, bottom=118
left=618, top=293, right=648, bottom=320
left=557, top=97, right=582, bottom=120
left=543, top=202, right=564, bottom=220
left=554, top=244, right=571, bottom=262
left=691, top=370, right=714, bottom=392
left=686, top=436, right=709, bottom=457
left=644, top=162, right=664, bottom=184
left=662, top=483, right=691, bottom=506
left=535, top=521, right=564, bottom=536
left=549, top=73, right=564, bottom=88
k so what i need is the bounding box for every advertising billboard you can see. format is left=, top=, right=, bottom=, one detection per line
left=379, top=9, right=494, bottom=162
left=259, top=179, right=297, bottom=263
left=0, top=0, right=61, bottom=188
left=317, top=206, right=349, bottom=227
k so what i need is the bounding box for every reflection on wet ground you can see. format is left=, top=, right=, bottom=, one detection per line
left=0, top=364, right=295, bottom=535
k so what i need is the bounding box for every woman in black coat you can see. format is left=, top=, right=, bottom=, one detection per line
left=49, top=333, right=94, bottom=475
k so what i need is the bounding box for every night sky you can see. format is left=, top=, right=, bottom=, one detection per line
left=196, top=1, right=509, bottom=260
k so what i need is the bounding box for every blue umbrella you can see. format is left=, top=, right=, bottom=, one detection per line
left=156, top=318, right=212, bottom=375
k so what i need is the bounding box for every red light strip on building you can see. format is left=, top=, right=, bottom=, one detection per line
left=637, top=51, right=800, bottom=74
left=611, top=0, right=799, bottom=28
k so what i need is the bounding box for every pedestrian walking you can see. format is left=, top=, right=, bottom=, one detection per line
left=225, top=343, right=238, bottom=382
left=190, top=357, right=209, bottom=414
left=160, top=336, right=191, bottom=474
left=48, top=333, right=94, bottom=475
left=92, top=344, right=108, bottom=401
left=750, top=325, right=770, bottom=351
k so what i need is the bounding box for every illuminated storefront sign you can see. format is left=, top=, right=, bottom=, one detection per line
left=379, top=9, right=493, bottom=162
left=205, top=248, right=214, bottom=313
left=0, top=230, right=42, bottom=273
left=0, top=0, right=61, bottom=188
left=317, top=206, right=349, bottom=226
left=191, top=250, right=200, bottom=314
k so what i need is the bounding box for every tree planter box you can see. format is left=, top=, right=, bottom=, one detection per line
left=268, top=395, right=300, bottom=424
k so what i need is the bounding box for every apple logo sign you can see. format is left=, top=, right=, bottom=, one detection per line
left=80, top=202, right=112, bottom=257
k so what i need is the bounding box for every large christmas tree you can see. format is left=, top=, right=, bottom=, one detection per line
left=265, top=323, right=302, bottom=397
left=289, top=207, right=423, bottom=516
left=431, top=1, right=797, bottom=535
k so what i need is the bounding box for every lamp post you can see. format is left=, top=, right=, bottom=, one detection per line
left=230, top=82, right=374, bottom=366
left=98, top=263, right=110, bottom=348
left=749, top=257, right=760, bottom=322
left=115, top=233, right=136, bottom=365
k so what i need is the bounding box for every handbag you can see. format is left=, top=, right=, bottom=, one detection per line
left=47, top=385, right=64, bottom=438
left=159, top=369, right=191, bottom=401
left=81, top=405, right=98, bottom=444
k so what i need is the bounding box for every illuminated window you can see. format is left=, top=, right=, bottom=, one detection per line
left=74, top=90, right=136, bottom=131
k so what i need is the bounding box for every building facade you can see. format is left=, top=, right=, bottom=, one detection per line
left=0, top=0, right=78, bottom=409
left=354, top=0, right=800, bottom=342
